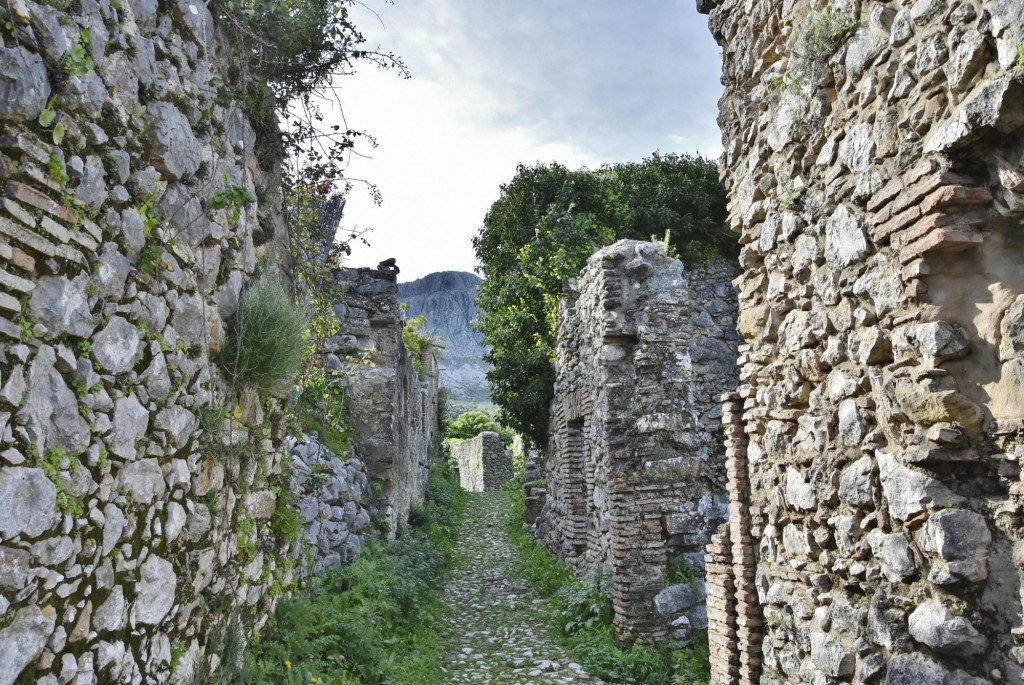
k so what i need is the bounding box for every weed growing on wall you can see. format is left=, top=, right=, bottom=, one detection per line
left=221, top=277, right=309, bottom=391
left=503, top=479, right=711, bottom=685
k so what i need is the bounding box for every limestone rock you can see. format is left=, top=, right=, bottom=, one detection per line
left=92, top=586, right=127, bottom=634
left=92, top=243, right=132, bottom=299
left=92, top=317, right=142, bottom=375
left=810, top=631, right=854, bottom=677
left=153, top=406, right=196, bottom=450
left=0, top=46, right=50, bottom=122
left=877, top=452, right=961, bottom=520
left=866, top=529, right=916, bottom=581
left=908, top=600, right=987, bottom=655
left=101, top=503, right=125, bottom=556
left=917, top=508, right=991, bottom=584
left=165, top=501, right=187, bottom=542
left=0, top=545, right=31, bottom=591
left=654, top=582, right=706, bottom=616
left=19, top=346, right=90, bottom=456
left=786, top=467, right=816, bottom=511
left=838, top=456, right=873, bottom=507
left=824, top=205, right=868, bottom=268
left=0, top=467, right=58, bottom=538
left=145, top=102, right=202, bottom=181
left=244, top=489, right=277, bottom=520
left=117, top=458, right=166, bottom=505
left=28, top=275, right=96, bottom=339
left=132, top=555, right=176, bottom=625
left=108, top=393, right=149, bottom=459
left=0, top=605, right=55, bottom=685
left=999, top=295, right=1024, bottom=361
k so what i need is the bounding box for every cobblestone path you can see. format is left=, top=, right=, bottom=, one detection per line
left=440, top=492, right=603, bottom=685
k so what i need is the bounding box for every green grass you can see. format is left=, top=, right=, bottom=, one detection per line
left=237, top=464, right=467, bottom=685
left=503, top=477, right=710, bottom=685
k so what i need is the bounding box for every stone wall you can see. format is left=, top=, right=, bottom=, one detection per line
left=326, top=265, right=440, bottom=537
left=289, top=434, right=378, bottom=575
left=451, top=431, right=512, bottom=492
left=0, top=1, right=300, bottom=683
left=539, top=240, right=740, bottom=645
left=700, top=0, right=1024, bottom=682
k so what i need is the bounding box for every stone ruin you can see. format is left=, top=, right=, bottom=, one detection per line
left=327, top=265, right=441, bottom=537
left=0, top=0, right=440, bottom=680
left=537, top=240, right=741, bottom=645
left=697, top=0, right=1024, bottom=683
left=451, top=431, right=513, bottom=492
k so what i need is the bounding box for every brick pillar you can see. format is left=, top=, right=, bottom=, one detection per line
left=706, top=389, right=762, bottom=685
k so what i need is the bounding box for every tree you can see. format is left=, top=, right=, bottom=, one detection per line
left=446, top=410, right=514, bottom=446
left=473, top=153, right=734, bottom=447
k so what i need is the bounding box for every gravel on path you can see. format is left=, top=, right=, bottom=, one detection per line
left=440, top=492, right=604, bottom=685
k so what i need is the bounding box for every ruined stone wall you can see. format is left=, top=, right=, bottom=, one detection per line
left=540, top=240, right=740, bottom=644
left=327, top=266, right=440, bottom=536
left=0, top=1, right=303, bottom=683
left=451, top=431, right=512, bottom=492
left=700, top=0, right=1024, bottom=682
left=290, top=434, right=378, bottom=576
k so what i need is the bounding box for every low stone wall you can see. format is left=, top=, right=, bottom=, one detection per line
left=326, top=265, right=440, bottom=536
left=288, top=435, right=378, bottom=575
left=452, top=431, right=513, bottom=492
left=539, top=240, right=740, bottom=645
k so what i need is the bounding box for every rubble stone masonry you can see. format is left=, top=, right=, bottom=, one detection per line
left=699, top=0, right=1024, bottom=682
left=329, top=266, right=440, bottom=536
left=539, top=240, right=740, bottom=644
left=452, top=431, right=513, bottom=493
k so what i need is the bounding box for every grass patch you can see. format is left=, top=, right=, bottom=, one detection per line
left=503, top=477, right=710, bottom=685
left=240, top=464, right=466, bottom=685
left=222, top=277, right=308, bottom=391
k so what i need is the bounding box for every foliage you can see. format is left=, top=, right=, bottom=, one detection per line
left=402, top=315, right=435, bottom=375
left=474, top=153, right=733, bottom=445
left=222, top=277, right=309, bottom=391
left=208, top=176, right=258, bottom=224
left=60, top=29, right=94, bottom=76
left=243, top=465, right=466, bottom=685
left=790, top=10, right=858, bottom=61
left=1017, top=43, right=1024, bottom=68
left=445, top=410, right=505, bottom=442
left=36, top=446, right=84, bottom=517
left=270, top=485, right=304, bottom=545
left=503, top=481, right=709, bottom=684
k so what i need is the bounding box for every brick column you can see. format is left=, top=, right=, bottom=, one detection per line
left=705, top=389, right=762, bottom=685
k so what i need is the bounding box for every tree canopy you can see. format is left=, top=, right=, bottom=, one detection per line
left=472, top=153, right=734, bottom=447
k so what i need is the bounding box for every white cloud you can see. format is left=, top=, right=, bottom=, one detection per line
left=326, top=0, right=723, bottom=281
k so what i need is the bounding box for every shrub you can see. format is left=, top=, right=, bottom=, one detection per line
left=221, top=278, right=308, bottom=391
left=402, top=315, right=434, bottom=374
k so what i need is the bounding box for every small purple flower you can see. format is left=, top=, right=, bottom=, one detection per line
left=244, top=501, right=251, bottom=510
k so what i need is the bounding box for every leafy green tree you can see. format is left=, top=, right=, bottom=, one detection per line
left=446, top=411, right=515, bottom=447
left=473, top=153, right=734, bottom=447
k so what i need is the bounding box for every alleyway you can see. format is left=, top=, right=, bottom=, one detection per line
left=440, top=493, right=603, bottom=685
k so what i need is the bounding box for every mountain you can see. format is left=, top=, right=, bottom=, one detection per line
left=398, top=271, right=492, bottom=412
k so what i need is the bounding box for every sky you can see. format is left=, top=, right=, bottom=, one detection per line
left=326, top=0, right=725, bottom=282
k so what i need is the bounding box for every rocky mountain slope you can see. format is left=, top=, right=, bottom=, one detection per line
left=399, top=271, right=492, bottom=411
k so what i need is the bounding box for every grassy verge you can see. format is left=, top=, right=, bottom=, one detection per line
left=241, top=464, right=467, bottom=685
left=503, top=476, right=711, bottom=685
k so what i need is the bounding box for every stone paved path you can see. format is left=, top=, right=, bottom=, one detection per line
left=440, top=492, right=604, bottom=685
